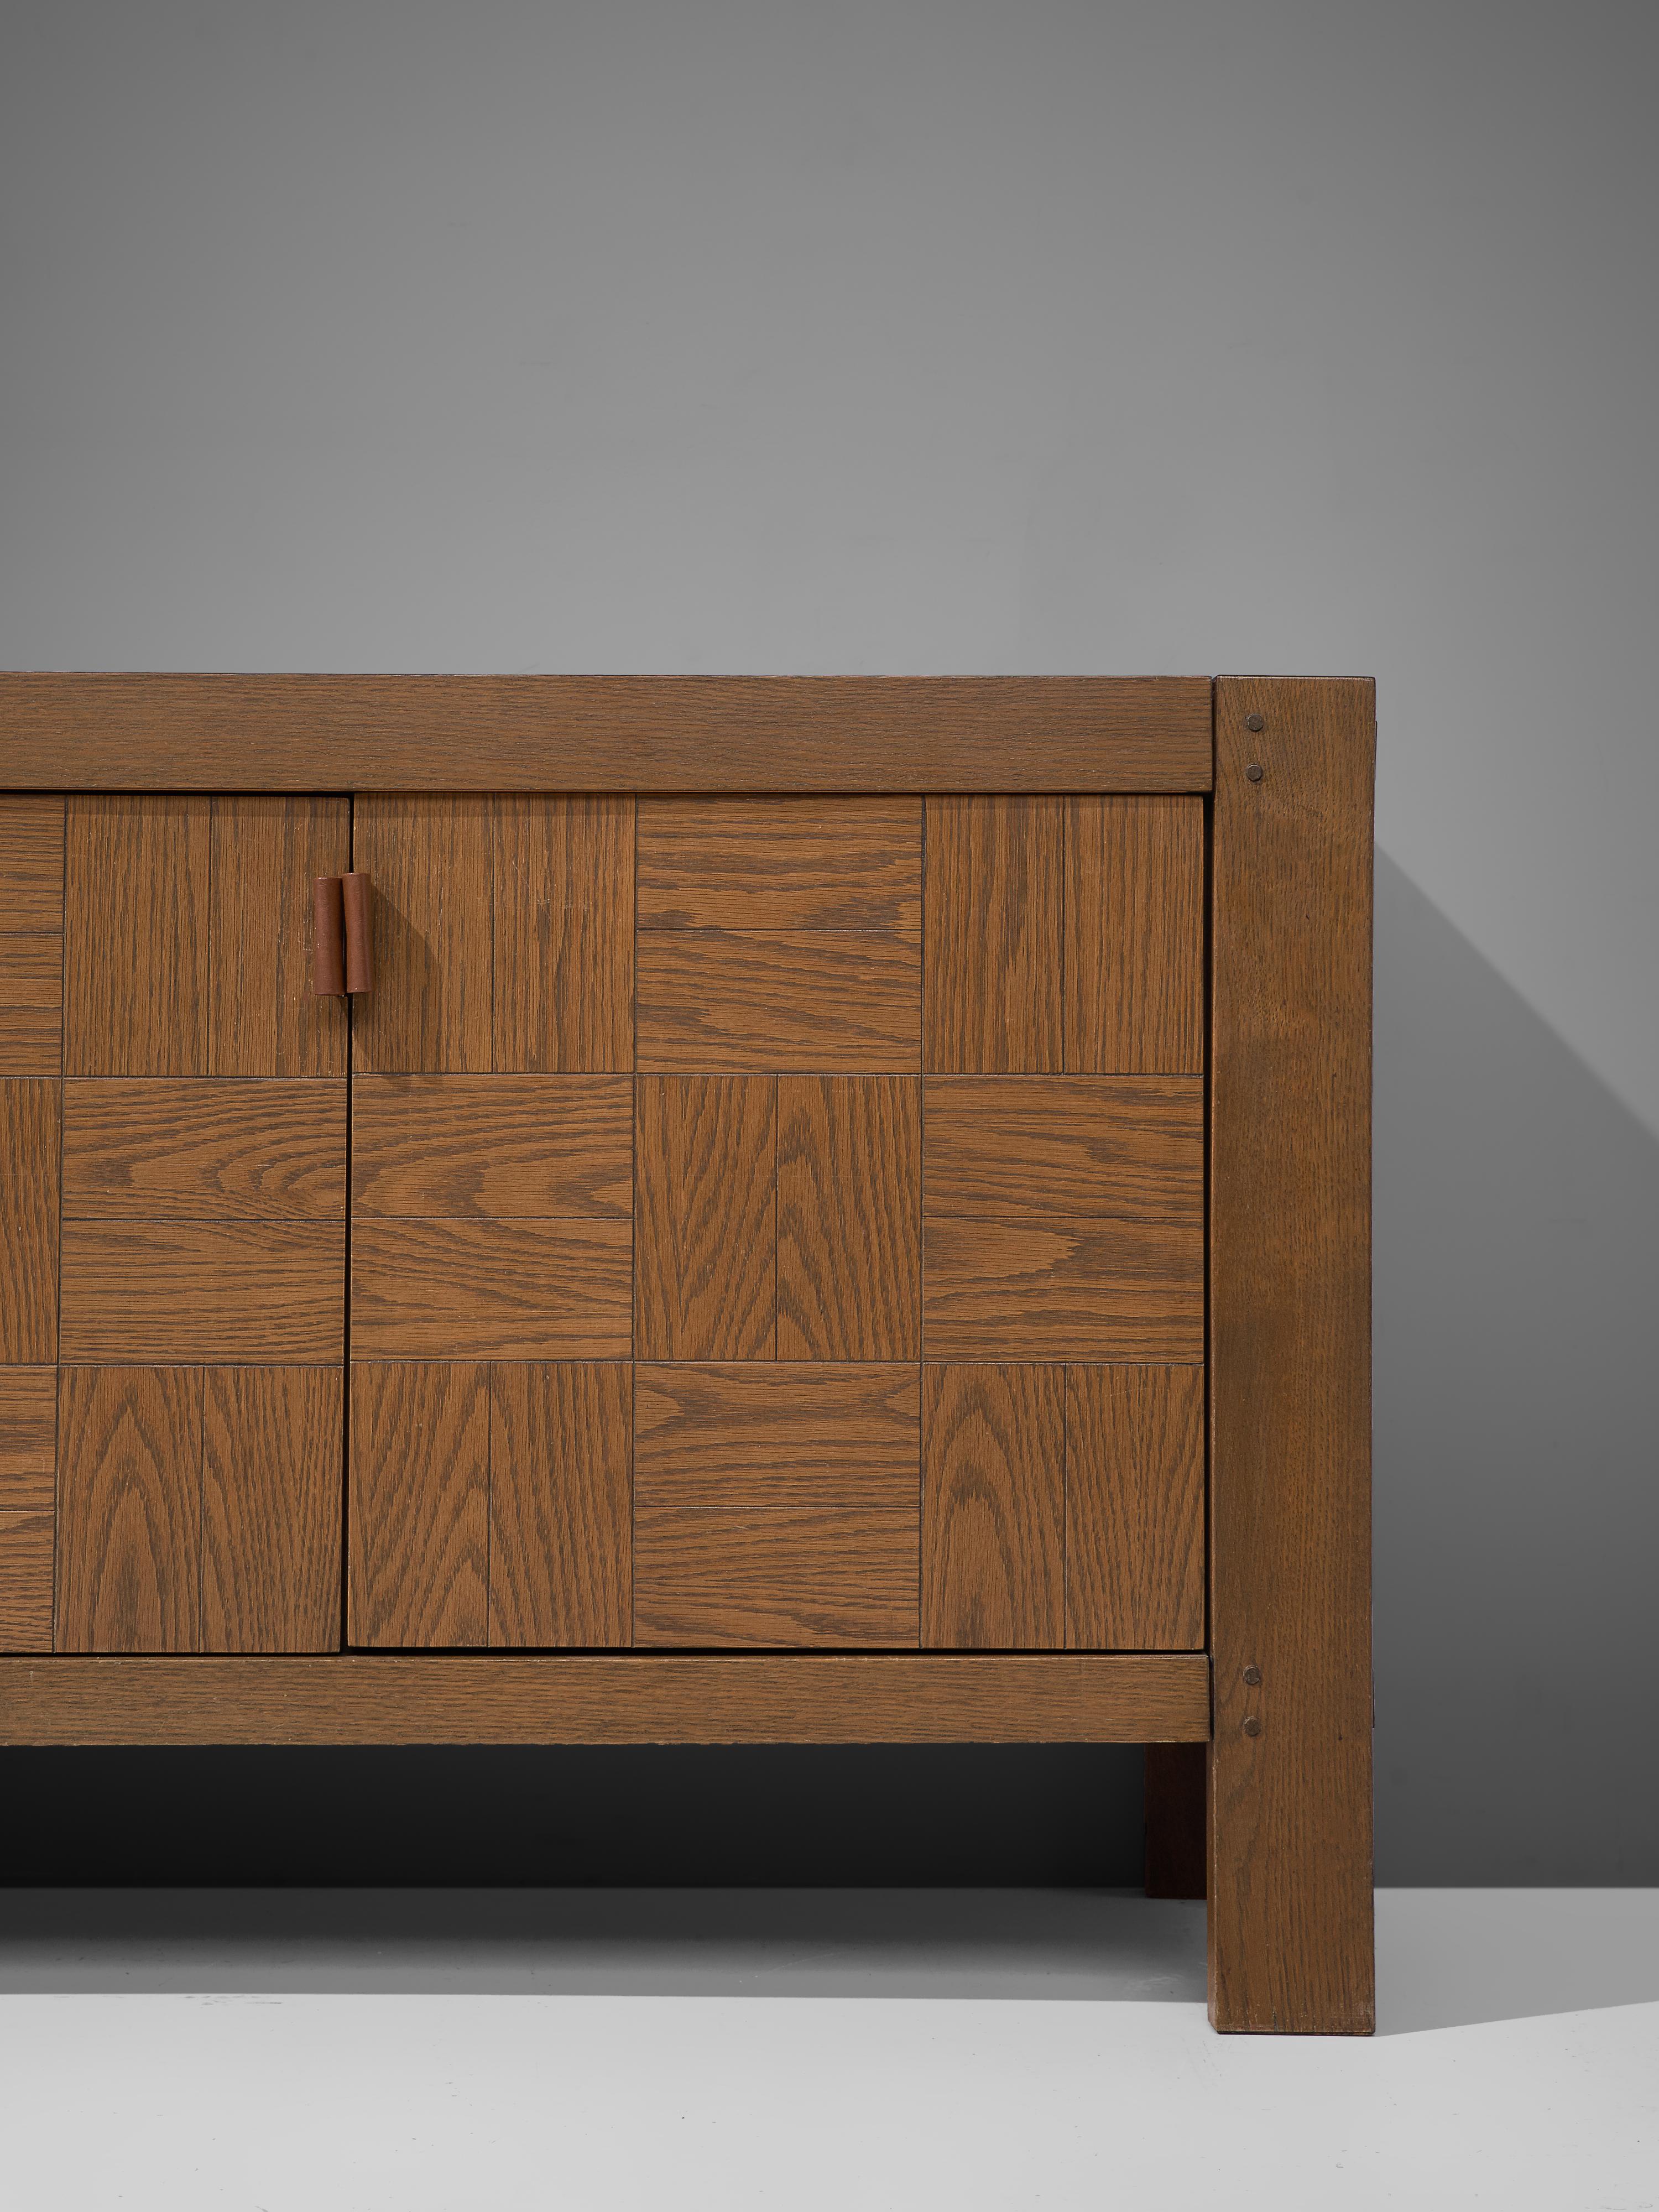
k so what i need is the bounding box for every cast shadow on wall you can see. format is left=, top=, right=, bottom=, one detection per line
left=1373, top=852, right=1659, bottom=1885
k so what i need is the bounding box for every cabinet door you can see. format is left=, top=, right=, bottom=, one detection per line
left=343, top=792, right=1205, bottom=1653
left=0, top=794, right=349, bottom=1654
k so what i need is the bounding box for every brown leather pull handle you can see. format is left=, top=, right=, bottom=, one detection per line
left=313, top=877, right=346, bottom=995
left=342, top=872, right=373, bottom=993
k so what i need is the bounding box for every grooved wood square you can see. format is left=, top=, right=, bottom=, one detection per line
left=637, top=932, right=921, bottom=1072
left=63, top=1080, right=347, bottom=1220
left=1066, top=1364, right=1205, bottom=1649
left=60, top=1222, right=346, bottom=1364
left=921, top=1364, right=1065, bottom=1650
left=777, top=1076, right=920, bottom=1360
left=635, top=1076, right=776, bottom=1360
left=55, top=1364, right=204, bottom=1653
left=490, top=1362, right=632, bottom=1648
left=0, top=934, right=62, bottom=1077
left=352, top=1076, right=633, bottom=1218
left=0, top=1078, right=60, bottom=1363
left=350, top=1219, right=632, bottom=1360
left=200, top=1365, right=343, bottom=1653
left=0, top=795, right=65, bottom=933
left=349, top=1361, right=490, bottom=1648
left=638, top=796, right=921, bottom=932
left=634, top=1363, right=920, bottom=1512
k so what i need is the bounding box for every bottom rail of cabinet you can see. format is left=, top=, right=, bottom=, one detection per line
left=0, top=1652, right=1209, bottom=1746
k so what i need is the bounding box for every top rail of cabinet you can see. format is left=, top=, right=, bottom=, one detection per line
left=0, top=674, right=1214, bottom=793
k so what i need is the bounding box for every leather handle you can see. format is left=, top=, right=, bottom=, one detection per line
left=342, top=872, right=373, bottom=993
left=312, top=877, right=346, bottom=995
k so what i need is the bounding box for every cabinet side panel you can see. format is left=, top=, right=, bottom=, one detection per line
left=1209, top=674, right=1374, bottom=2034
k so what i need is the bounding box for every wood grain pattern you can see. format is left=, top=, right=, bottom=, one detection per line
left=200, top=1365, right=343, bottom=1653
left=1145, top=1741, right=1208, bottom=1899
left=62, top=1080, right=347, bottom=1220
left=0, top=1079, right=60, bottom=1362
left=637, top=932, right=921, bottom=1072
left=0, top=794, right=63, bottom=1078
left=348, top=1362, right=489, bottom=1647
left=351, top=1076, right=632, bottom=1217
left=63, top=796, right=210, bottom=1076
left=0, top=933, right=62, bottom=1076
left=777, top=1077, right=920, bottom=1360
left=923, top=1077, right=1203, bottom=1220
left=921, top=1365, right=1064, bottom=1650
left=638, top=796, right=922, bottom=931
left=634, top=1363, right=921, bottom=1648
left=1065, top=796, right=1206, bottom=1073
left=0, top=1367, right=56, bottom=1651
left=54, top=1365, right=202, bottom=1653
left=634, top=1077, right=775, bottom=1359
left=350, top=796, right=493, bottom=1073
left=207, top=796, right=350, bottom=1076
left=634, top=1364, right=919, bottom=1512
left=60, top=1222, right=345, bottom=1363
left=924, top=797, right=1063, bottom=1072
left=0, top=795, right=65, bottom=931
left=0, top=675, right=1215, bottom=792
left=493, top=796, right=634, bottom=1072
left=0, top=1651, right=1213, bottom=1744
left=1209, top=674, right=1375, bottom=2035
left=634, top=1507, right=918, bottom=1648
left=1066, top=1364, right=1205, bottom=1648
left=922, top=1219, right=1203, bottom=1361
left=350, top=1218, right=630, bottom=1360
left=489, top=1362, right=632, bottom=1647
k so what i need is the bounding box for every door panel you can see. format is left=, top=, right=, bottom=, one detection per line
left=200, top=1365, right=343, bottom=1652
left=64, top=796, right=211, bottom=1076
left=342, top=787, right=1206, bottom=1655
left=55, top=1364, right=202, bottom=1653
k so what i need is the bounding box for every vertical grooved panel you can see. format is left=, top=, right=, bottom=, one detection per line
left=348, top=1361, right=489, bottom=1647
left=0, top=1366, right=57, bottom=1651
left=489, top=1362, right=632, bottom=1647
left=777, top=1076, right=920, bottom=1360
left=634, top=1076, right=775, bottom=1359
left=493, top=796, right=635, bottom=1072
left=200, top=1365, right=343, bottom=1652
left=64, top=797, right=210, bottom=1076
left=350, top=797, right=493, bottom=1073
left=0, top=1079, right=60, bottom=1361
left=1066, top=1364, right=1205, bottom=1648
left=55, top=1365, right=204, bottom=1653
left=208, top=797, right=351, bottom=1076
left=1064, top=796, right=1205, bottom=1072
left=921, top=1364, right=1065, bottom=1648
left=924, top=796, right=1063, bottom=1072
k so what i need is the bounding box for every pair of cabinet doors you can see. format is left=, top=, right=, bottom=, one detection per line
left=1, top=789, right=1206, bottom=1658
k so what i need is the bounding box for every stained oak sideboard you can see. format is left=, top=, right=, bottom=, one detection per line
left=0, top=672, right=1374, bottom=2034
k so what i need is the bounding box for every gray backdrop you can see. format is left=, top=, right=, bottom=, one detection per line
left=3, top=0, right=1654, bottom=1881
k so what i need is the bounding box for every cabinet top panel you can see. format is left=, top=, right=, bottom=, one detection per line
left=0, top=674, right=1213, bottom=793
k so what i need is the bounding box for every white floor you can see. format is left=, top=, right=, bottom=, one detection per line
left=2, top=1889, right=1655, bottom=2211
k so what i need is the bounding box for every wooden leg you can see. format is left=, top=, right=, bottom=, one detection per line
left=1144, top=1742, right=1207, bottom=1899
left=1207, top=676, right=1375, bottom=2033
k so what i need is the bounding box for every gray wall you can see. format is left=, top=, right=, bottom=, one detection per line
left=3, top=0, right=1654, bottom=1881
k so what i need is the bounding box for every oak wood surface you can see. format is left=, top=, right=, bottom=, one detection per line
left=924, top=796, right=1063, bottom=1072
left=349, top=1218, right=631, bottom=1360
left=638, top=796, right=922, bottom=932
left=60, top=1221, right=345, bottom=1363
left=922, top=1077, right=1202, bottom=1219
left=0, top=675, right=1214, bottom=791
left=633, top=1363, right=919, bottom=1513
left=64, top=796, right=210, bottom=1076
left=350, top=796, right=494, bottom=1074
left=54, top=1365, right=204, bottom=1653
left=633, top=1506, right=919, bottom=1648
left=488, top=1362, right=633, bottom=1648
left=1209, top=674, right=1375, bottom=2035
left=921, top=1364, right=1065, bottom=1650
left=922, top=1218, right=1203, bottom=1361
left=61, top=1079, right=347, bottom=1219
left=199, top=1365, right=342, bottom=1653
left=0, top=933, right=62, bottom=1076
left=0, top=1079, right=61, bottom=1362
left=0, top=1650, right=1213, bottom=1744
left=1066, top=1364, right=1205, bottom=1649
left=207, top=797, right=350, bottom=1076
left=348, top=1362, right=491, bottom=1647
left=351, top=1075, right=633, bottom=1217
left=0, top=795, right=65, bottom=931
left=0, top=1366, right=56, bottom=1651
left=492, top=796, right=634, bottom=1072
left=1064, top=796, right=1206, bottom=1072
left=637, top=931, right=921, bottom=1072
left=776, top=1076, right=920, bottom=1360
left=634, top=1076, right=776, bottom=1360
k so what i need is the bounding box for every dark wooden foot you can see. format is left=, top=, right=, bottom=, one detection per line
left=1144, top=1741, right=1207, bottom=1898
